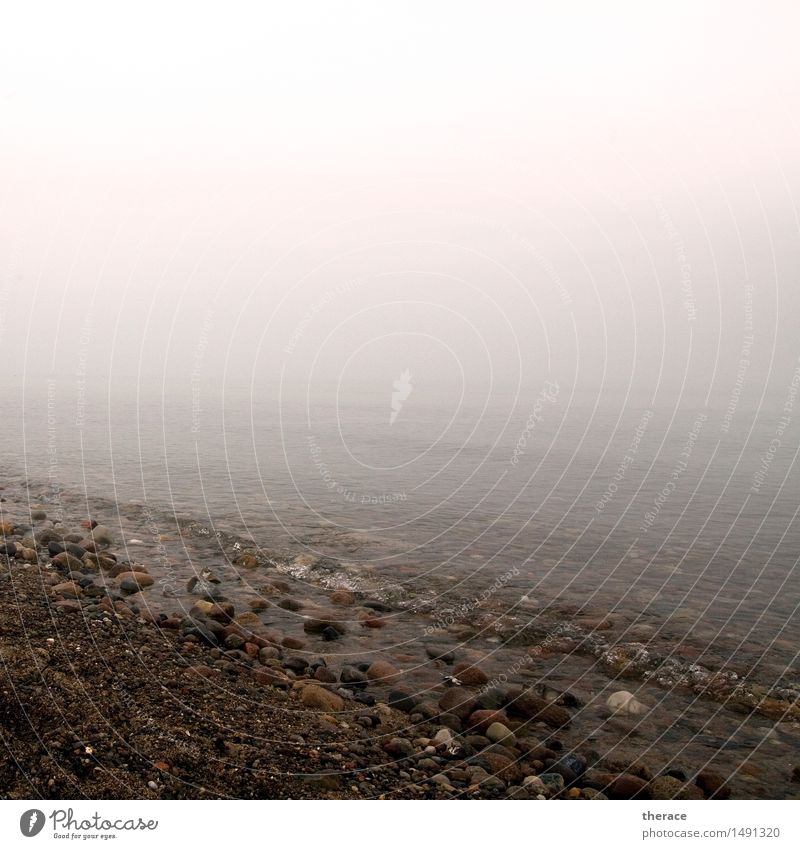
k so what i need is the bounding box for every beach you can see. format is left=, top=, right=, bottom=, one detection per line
left=2, top=483, right=798, bottom=800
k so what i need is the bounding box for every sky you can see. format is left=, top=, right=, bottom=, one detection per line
left=1, top=1, right=799, bottom=410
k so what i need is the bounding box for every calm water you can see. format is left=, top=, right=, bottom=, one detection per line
left=2, top=380, right=799, bottom=681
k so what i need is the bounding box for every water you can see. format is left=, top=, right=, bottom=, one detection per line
left=3, top=379, right=800, bottom=796
left=3, top=379, right=798, bottom=685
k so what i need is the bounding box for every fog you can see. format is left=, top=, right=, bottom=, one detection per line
left=2, top=1, right=799, bottom=410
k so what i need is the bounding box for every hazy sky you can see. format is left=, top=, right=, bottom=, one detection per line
left=2, top=1, right=799, bottom=408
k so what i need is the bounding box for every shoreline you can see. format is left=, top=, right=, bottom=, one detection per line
left=1, top=490, right=799, bottom=799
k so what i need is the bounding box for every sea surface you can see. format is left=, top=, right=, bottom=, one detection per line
left=2, top=380, right=798, bottom=686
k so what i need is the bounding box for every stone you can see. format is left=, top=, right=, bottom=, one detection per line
left=0, top=521, right=15, bottom=535
left=300, top=685, right=345, bottom=712
left=366, top=660, right=401, bottom=683
left=469, top=766, right=505, bottom=791
left=117, top=571, right=154, bottom=591
left=283, top=656, right=309, bottom=673
left=425, top=645, right=456, bottom=664
left=31, top=510, right=47, bottom=520
left=439, top=688, right=476, bottom=720
left=253, top=668, right=291, bottom=689
left=383, top=737, right=414, bottom=759
left=331, top=589, right=355, bottom=605
left=474, top=687, right=507, bottom=711
left=414, top=701, right=440, bottom=720
left=50, top=581, right=83, bottom=598
left=387, top=689, right=418, bottom=713
left=89, top=525, right=115, bottom=546
left=651, top=776, right=704, bottom=800
left=606, top=690, right=647, bottom=716
left=607, top=773, right=652, bottom=800
left=258, top=646, right=280, bottom=662
left=314, top=666, right=337, bottom=683
left=235, top=554, right=259, bottom=568
left=506, top=687, right=571, bottom=728
left=547, top=761, right=578, bottom=786
left=559, top=752, right=587, bottom=776
left=467, top=710, right=507, bottom=733
left=453, top=661, right=489, bottom=687
left=485, top=722, right=516, bottom=746
left=233, top=611, right=261, bottom=627
left=340, top=666, right=368, bottom=687
left=523, top=775, right=547, bottom=794
left=282, top=636, right=306, bottom=650
left=581, top=788, right=608, bottom=800
left=695, top=770, right=731, bottom=799
left=51, top=552, right=85, bottom=572
left=539, top=772, right=565, bottom=795
left=303, top=616, right=346, bottom=635
left=438, top=712, right=463, bottom=733
left=53, top=599, right=82, bottom=614
left=204, top=602, right=235, bottom=623
left=473, top=753, right=522, bottom=782
left=432, top=728, right=454, bottom=746
left=36, top=529, right=63, bottom=546
left=278, top=597, right=303, bottom=611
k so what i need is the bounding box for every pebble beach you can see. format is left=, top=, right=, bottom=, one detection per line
left=2, top=478, right=799, bottom=801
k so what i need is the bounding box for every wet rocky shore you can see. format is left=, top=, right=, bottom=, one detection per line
left=1, top=488, right=799, bottom=800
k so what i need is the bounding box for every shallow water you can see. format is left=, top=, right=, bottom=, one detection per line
left=2, top=382, right=800, bottom=796
left=2, top=382, right=798, bottom=686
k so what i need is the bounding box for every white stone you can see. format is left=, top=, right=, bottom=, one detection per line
left=433, top=728, right=454, bottom=745
left=606, top=689, right=647, bottom=716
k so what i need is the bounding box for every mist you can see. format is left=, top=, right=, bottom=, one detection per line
left=1, top=1, right=799, bottom=412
